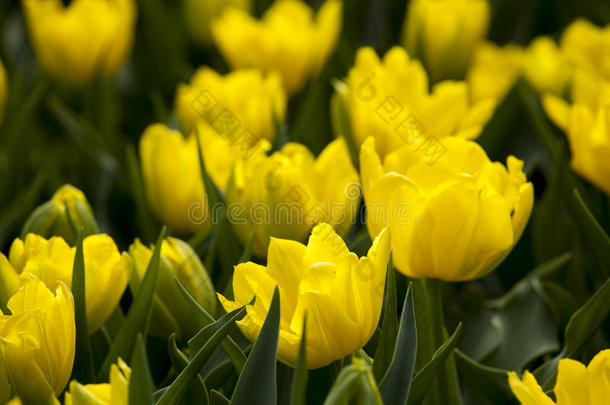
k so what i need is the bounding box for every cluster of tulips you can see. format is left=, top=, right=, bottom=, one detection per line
left=0, top=0, right=609, bottom=404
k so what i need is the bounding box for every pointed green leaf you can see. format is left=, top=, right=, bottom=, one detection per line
left=289, top=315, right=308, bottom=405
left=175, top=277, right=247, bottom=372
left=455, top=350, right=512, bottom=403
left=129, top=334, right=154, bottom=405
left=157, top=306, right=246, bottom=405
left=97, top=227, right=166, bottom=380
left=407, top=324, right=463, bottom=405
left=210, top=390, right=231, bottom=405
left=330, top=90, right=359, bottom=170
left=572, top=189, right=610, bottom=274
left=232, top=287, right=281, bottom=405
left=168, top=334, right=209, bottom=405
left=71, top=231, right=95, bottom=383
left=126, top=145, right=157, bottom=242
left=373, top=254, right=397, bottom=382
left=379, top=283, right=417, bottom=405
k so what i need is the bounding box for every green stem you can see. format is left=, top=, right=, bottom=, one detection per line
left=412, top=278, right=462, bottom=405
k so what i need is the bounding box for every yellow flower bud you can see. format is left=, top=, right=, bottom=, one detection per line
left=218, top=223, right=391, bottom=369
left=129, top=237, right=216, bottom=340
left=65, top=358, right=130, bottom=405
left=360, top=136, right=533, bottom=281
left=340, top=46, right=495, bottom=158
left=402, top=0, right=490, bottom=81
left=543, top=71, right=610, bottom=195
left=21, top=184, right=100, bottom=245
left=175, top=67, right=286, bottom=142
left=0, top=58, right=7, bottom=125
left=22, top=0, right=137, bottom=84
left=1, top=233, right=132, bottom=333
left=212, top=0, right=342, bottom=94
left=139, top=123, right=249, bottom=234
left=560, top=19, right=610, bottom=80
left=182, top=0, right=250, bottom=46
left=226, top=138, right=360, bottom=257
left=508, top=349, right=610, bottom=405
left=0, top=273, right=75, bottom=404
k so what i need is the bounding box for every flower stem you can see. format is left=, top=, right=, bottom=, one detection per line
left=412, top=277, right=463, bottom=405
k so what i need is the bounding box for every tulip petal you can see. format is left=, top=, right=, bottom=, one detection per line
left=507, top=371, right=555, bottom=405
left=555, top=359, right=590, bottom=405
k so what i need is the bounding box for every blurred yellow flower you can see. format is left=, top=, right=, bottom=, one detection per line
left=0, top=58, right=6, bottom=124
left=175, top=67, right=286, bottom=142
left=402, top=0, right=490, bottom=81
left=508, top=349, right=610, bottom=405
left=65, top=358, right=130, bottom=405
left=0, top=273, right=74, bottom=404
left=1, top=233, right=132, bottom=332
left=218, top=223, right=391, bottom=369
left=183, top=0, right=250, bottom=46
left=22, top=0, right=137, bottom=83
left=21, top=184, right=99, bottom=245
left=468, top=38, right=569, bottom=105
left=140, top=123, right=253, bottom=234
left=561, top=19, right=610, bottom=80
left=212, top=0, right=342, bottom=94
left=339, top=46, right=494, bottom=158
left=129, top=237, right=216, bottom=340
left=360, top=136, right=533, bottom=281
left=226, top=138, right=359, bottom=257
left=543, top=71, right=610, bottom=195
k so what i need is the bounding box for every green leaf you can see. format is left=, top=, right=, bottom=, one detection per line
left=455, top=350, right=512, bottom=404
left=210, top=390, right=231, bottom=405
left=174, top=277, right=247, bottom=373
left=535, top=277, right=610, bottom=389
left=407, top=324, right=463, bottom=405
left=289, top=315, right=308, bottom=405
left=330, top=90, right=359, bottom=170
left=126, top=145, right=157, bottom=243
left=156, top=306, right=246, bottom=405
left=194, top=126, right=222, bottom=209
left=373, top=254, right=398, bottom=382
left=97, top=227, right=166, bottom=380
left=232, top=287, right=281, bottom=405
left=71, top=231, right=95, bottom=383
left=168, top=334, right=209, bottom=405
left=379, top=283, right=417, bottom=405
left=129, top=334, right=154, bottom=405
left=571, top=189, right=610, bottom=274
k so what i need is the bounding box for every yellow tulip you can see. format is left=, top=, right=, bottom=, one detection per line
left=339, top=46, right=495, bottom=158
left=21, top=184, right=100, bottom=245
left=218, top=223, right=391, bottom=369
left=175, top=67, right=286, bottom=142
left=467, top=42, right=525, bottom=104
left=65, top=358, right=130, bottom=405
left=129, top=237, right=216, bottom=340
left=182, top=0, right=250, bottom=46
left=139, top=123, right=252, bottom=234
left=522, top=37, right=570, bottom=96
left=0, top=58, right=6, bottom=124
left=561, top=19, right=610, bottom=80
left=508, top=349, right=610, bottom=405
left=542, top=71, right=610, bottom=195
left=360, top=136, right=533, bottom=281
left=22, top=0, right=137, bottom=83
left=1, top=233, right=132, bottom=333
left=468, top=38, right=569, bottom=105
left=0, top=273, right=74, bottom=404
left=402, top=0, right=490, bottom=81
left=212, top=0, right=342, bottom=94
left=226, top=138, right=360, bottom=257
